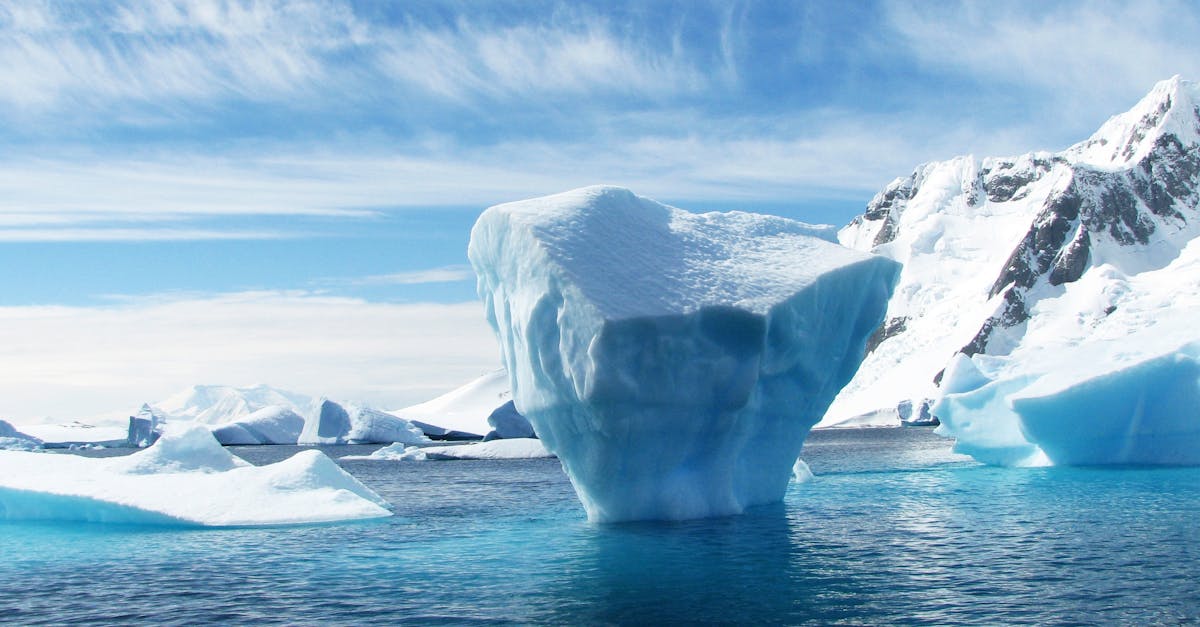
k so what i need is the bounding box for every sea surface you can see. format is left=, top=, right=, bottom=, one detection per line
left=1, top=428, right=1198, bottom=625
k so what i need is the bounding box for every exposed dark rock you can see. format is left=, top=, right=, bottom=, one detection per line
left=864, top=316, right=907, bottom=355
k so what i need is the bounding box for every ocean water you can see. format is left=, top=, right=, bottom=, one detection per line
left=1, top=428, right=1198, bottom=625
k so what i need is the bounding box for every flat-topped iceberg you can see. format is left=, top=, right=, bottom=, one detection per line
left=0, top=424, right=391, bottom=526
left=468, top=186, right=899, bottom=521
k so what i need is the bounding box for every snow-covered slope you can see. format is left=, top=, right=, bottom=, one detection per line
left=470, top=186, right=897, bottom=522
left=154, top=384, right=312, bottom=425
left=387, top=369, right=514, bottom=439
left=827, top=76, right=1200, bottom=428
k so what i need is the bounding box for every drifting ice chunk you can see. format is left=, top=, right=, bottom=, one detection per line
left=468, top=186, right=899, bottom=521
left=0, top=424, right=391, bottom=526
left=127, top=404, right=165, bottom=448
left=936, top=335, right=1200, bottom=466
left=348, top=438, right=553, bottom=461
left=210, top=405, right=306, bottom=445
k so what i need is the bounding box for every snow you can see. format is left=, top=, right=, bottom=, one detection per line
left=0, top=420, right=41, bottom=451
left=0, top=424, right=391, bottom=526
left=388, top=369, right=515, bottom=439
left=299, top=399, right=429, bottom=445
left=210, top=405, right=306, bottom=445
left=485, top=401, right=534, bottom=440
left=935, top=235, right=1200, bottom=466
left=155, top=384, right=312, bottom=425
left=829, top=76, right=1200, bottom=429
left=469, top=186, right=898, bottom=521
left=18, top=421, right=129, bottom=448
left=1067, top=76, right=1200, bottom=169
left=346, top=438, right=553, bottom=461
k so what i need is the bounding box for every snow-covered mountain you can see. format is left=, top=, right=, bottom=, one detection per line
left=824, top=76, right=1200, bottom=426
left=153, top=384, right=312, bottom=425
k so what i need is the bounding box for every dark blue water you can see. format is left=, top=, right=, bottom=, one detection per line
left=2, top=429, right=1198, bottom=625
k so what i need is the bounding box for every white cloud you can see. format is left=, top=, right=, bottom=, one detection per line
left=350, top=265, right=476, bottom=286
left=0, top=227, right=293, bottom=242
left=0, top=0, right=713, bottom=116
left=0, top=291, right=500, bottom=423
left=887, top=0, right=1200, bottom=129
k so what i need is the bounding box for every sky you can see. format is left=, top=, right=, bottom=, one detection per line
left=3, top=0, right=1200, bottom=422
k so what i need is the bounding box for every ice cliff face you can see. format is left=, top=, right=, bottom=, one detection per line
left=829, top=76, right=1200, bottom=429
left=469, top=186, right=898, bottom=521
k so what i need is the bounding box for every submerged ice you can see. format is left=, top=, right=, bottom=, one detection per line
left=468, top=186, right=898, bottom=521
left=0, top=424, right=391, bottom=526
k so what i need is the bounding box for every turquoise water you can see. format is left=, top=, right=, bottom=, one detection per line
left=2, top=429, right=1198, bottom=624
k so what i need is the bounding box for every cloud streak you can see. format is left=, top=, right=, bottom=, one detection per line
left=348, top=265, right=476, bottom=286
left=0, top=290, right=500, bottom=422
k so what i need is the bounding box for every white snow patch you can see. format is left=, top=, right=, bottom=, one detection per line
left=0, top=424, right=391, bottom=526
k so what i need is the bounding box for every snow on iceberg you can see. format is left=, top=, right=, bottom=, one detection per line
left=0, top=424, right=391, bottom=526
left=388, top=369, right=516, bottom=440
left=0, top=420, right=41, bottom=451
left=347, top=438, right=553, bottom=461
left=299, top=399, right=429, bottom=445
left=484, top=401, right=534, bottom=440
left=210, top=405, right=306, bottom=445
left=935, top=236, right=1200, bottom=466
left=468, top=186, right=899, bottom=521
left=155, top=384, right=312, bottom=425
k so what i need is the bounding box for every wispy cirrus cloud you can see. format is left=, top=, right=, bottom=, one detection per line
left=347, top=265, right=476, bottom=286
left=886, top=0, right=1200, bottom=132
left=0, top=0, right=721, bottom=121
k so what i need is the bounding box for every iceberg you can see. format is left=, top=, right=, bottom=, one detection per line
left=484, top=400, right=535, bottom=440
left=389, top=369, right=520, bottom=440
left=210, top=405, right=306, bottom=445
left=299, top=399, right=429, bottom=445
left=347, top=438, right=553, bottom=461
left=0, top=420, right=41, bottom=451
left=154, top=384, right=312, bottom=425
left=0, top=424, right=391, bottom=526
left=126, top=403, right=165, bottom=448
left=468, top=186, right=899, bottom=521
left=935, top=237, right=1200, bottom=466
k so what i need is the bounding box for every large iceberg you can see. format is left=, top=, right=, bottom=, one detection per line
left=299, top=399, right=429, bottom=445
left=210, top=405, right=306, bottom=445
left=468, top=186, right=899, bottom=521
left=935, top=234, right=1200, bottom=466
left=0, top=424, right=391, bottom=526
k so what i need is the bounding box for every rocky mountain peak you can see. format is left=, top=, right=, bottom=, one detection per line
left=1068, top=76, right=1200, bottom=169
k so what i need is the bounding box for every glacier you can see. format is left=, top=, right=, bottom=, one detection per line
left=828, top=76, right=1200, bottom=432
left=299, top=399, right=429, bottom=445
left=468, top=186, right=898, bottom=521
left=935, top=232, right=1200, bottom=466
left=0, top=424, right=391, bottom=526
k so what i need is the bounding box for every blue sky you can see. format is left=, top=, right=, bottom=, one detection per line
left=3, top=0, right=1200, bottom=419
